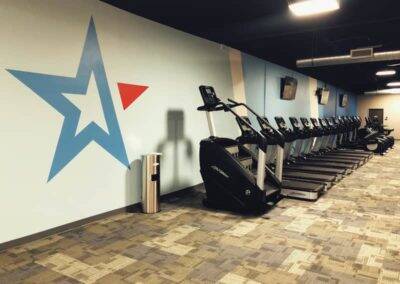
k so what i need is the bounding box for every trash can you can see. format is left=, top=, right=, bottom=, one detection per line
left=142, top=153, right=162, bottom=213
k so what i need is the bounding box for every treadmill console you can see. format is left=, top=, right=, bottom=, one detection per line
left=319, top=118, right=328, bottom=127
left=275, top=116, right=288, bottom=130
left=257, top=117, right=274, bottom=134
left=289, top=117, right=301, bottom=130
left=310, top=118, right=321, bottom=128
left=300, top=117, right=312, bottom=129
left=235, top=116, right=260, bottom=144
left=199, top=86, right=220, bottom=109
left=236, top=116, right=253, bottom=134
left=327, top=118, right=335, bottom=127
left=262, top=117, right=270, bottom=124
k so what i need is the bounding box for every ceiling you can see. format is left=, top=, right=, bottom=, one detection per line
left=102, top=0, right=400, bottom=94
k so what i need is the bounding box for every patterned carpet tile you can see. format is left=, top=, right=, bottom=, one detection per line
left=1, top=146, right=400, bottom=283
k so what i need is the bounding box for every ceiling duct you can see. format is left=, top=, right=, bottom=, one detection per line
left=364, top=88, right=400, bottom=95
left=297, top=49, right=400, bottom=68
left=351, top=47, right=373, bottom=58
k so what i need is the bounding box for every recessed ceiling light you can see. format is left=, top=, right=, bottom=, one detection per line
left=289, top=0, right=340, bottom=17
left=376, top=70, right=396, bottom=76
left=387, top=81, right=400, bottom=87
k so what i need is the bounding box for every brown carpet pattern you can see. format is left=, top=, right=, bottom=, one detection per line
left=1, top=147, right=400, bottom=283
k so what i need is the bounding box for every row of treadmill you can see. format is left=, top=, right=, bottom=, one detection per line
left=197, top=85, right=394, bottom=214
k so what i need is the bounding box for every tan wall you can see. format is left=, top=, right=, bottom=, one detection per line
left=358, top=94, right=400, bottom=139
left=229, top=48, right=247, bottom=117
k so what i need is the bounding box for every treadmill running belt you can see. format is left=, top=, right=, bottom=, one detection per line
left=282, top=179, right=324, bottom=192
left=285, top=165, right=345, bottom=174
left=283, top=171, right=336, bottom=182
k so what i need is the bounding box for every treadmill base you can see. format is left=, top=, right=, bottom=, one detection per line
left=281, top=188, right=320, bottom=201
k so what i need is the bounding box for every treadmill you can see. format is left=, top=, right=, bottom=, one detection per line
left=329, top=117, right=374, bottom=159
left=264, top=117, right=344, bottom=184
left=318, top=118, right=368, bottom=165
left=275, top=116, right=347, bottom=178
left=258, top=117, right=346, bottom=175
left=226, top=104, right=325, bottom=201
left=308, top=118, right=363, bottom=167
left=288, top=117, right=355, bottom=173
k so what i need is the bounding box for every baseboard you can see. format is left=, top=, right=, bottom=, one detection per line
left=0, top=184, right=201, bottom=252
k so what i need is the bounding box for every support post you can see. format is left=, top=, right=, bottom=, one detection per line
left=257, top=149, right=266, bottom=191
left=275, top=146, right=284, bottom=182
left=206, top=111, right=216, bottom=136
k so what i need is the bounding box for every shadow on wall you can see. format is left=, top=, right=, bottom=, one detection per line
left=157, top=110, right=194, bottom=194
left=124, top=110, right=194, bottom=208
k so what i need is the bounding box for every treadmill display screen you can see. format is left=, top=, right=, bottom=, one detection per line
left=236, top=116, right=253, bottom=134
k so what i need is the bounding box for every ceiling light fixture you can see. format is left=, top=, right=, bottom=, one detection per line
left=289, top=0, right=340, bottom=17
left=387, top=81, right=400, bottom=87
left=376, top=70, right=396, bottom=76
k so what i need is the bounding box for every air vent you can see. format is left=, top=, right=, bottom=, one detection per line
left=351, top=48, right=374, bottom=58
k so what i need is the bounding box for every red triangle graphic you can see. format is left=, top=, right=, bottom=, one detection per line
left=118, top=82, right=148, bottom=110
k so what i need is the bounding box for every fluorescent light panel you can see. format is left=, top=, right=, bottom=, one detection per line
left=289, top=0, right=340, bottom=17
left=387, top=81, right=400, bottom=87
left=376, top=70, right=396, bottom=76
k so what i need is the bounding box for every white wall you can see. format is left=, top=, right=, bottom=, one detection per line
left=358, top=94, right=400, bottom=139
left=242, top=53, right=314, bottom=127
left=0, top=0, right=238, bottom=243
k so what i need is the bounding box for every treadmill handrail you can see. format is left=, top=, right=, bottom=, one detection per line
left=201, top=100, right=269, bottom=151
left=227, top=98, right=285, bottom=147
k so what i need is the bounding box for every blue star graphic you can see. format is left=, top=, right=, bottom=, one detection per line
left=7, top=17, right=129, bottom=181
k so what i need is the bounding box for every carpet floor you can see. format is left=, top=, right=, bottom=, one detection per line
left=1, top=148, right=400, bottom=283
